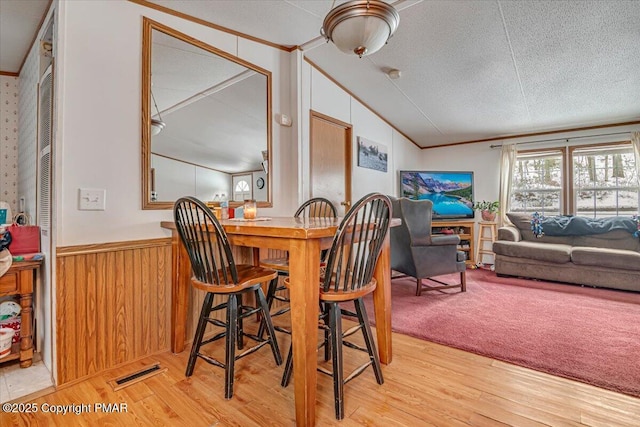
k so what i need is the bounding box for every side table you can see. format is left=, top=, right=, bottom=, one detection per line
left=0, top=259, right=41, bottom=367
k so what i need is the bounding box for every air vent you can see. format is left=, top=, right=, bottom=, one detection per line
left=107, top=362, right=167, bottom=391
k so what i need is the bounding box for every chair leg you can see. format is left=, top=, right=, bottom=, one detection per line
left=255, top=287, right=282, bottom=365
left=281, top=344, right=293, bottom=387
left=328, top=302, right=345, bottom=420
left=257, top=277, right=279, bottom=338
left=416, top=278, right=422, bottom=296
left=186, top=292, right=214, bottom=377
left=354, top=298, right=383, bottom=384
left=224, top=294, right=238, bottom=399
left=461, top=271, right=467, bottom=292
left=237, top=293, right=244, bottom=350
left=322, top=303, right=331, bottom=362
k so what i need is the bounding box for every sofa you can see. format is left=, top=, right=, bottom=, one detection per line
left=493, top=213, right=640, bottom=292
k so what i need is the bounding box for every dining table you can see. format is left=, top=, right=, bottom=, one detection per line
left=161, top=216, right=395, bottom=427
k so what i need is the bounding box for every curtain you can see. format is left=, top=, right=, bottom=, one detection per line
left=632, top=131, right=640, bottom=180
left=498, top=142, right=517, bottom=226
left=632, top=132, right=640, bottom=214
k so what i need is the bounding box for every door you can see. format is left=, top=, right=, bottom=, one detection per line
left=232, top=174, right=252, bottom=202
left=310, top=111, right=352, bottom=215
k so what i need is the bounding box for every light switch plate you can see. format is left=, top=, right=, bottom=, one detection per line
left=79, top=188, right=106, bottom=210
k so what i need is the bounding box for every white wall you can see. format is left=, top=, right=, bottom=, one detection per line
left=299, top=62, right=423, bottom=204
left=55, top=0, right=294, bottom=246
left=151, top=154, right=231, bottom=202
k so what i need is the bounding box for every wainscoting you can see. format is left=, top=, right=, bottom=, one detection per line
left=55, top=240, right=288, bottom=385
left=56, top=238, right=173, bottom=385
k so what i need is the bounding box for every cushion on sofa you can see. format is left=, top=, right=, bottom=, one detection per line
left=571, top=247, right=640, bottom=271
left=573, top=230, right=640, bottom=252
left=493, top=241, right=572, bottom=264
left=506, top=212, right=574, bottom=244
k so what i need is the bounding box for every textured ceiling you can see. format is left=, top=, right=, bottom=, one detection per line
left=146, top=0, right=640, bottom=147
left=2, top=0, right=639, bottom=149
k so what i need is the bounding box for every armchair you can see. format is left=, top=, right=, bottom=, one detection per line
left=390, top=197, right=466, bottom=296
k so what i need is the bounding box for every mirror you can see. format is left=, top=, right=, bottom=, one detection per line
left=142, top=18, right=272, bottom=209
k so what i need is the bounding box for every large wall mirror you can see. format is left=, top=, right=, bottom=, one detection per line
left=142, top=18, right=272, bottom=209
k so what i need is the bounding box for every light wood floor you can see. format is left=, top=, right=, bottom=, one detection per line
left=2, top=319, right=639, bottom=427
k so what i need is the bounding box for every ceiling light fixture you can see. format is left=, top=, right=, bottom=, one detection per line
left=321, top=0, right=400, bottom=58
left=150, top=89, right=166, bottom=136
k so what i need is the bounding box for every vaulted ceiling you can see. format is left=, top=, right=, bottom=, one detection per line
left=2, top=0, right=639, bottom=149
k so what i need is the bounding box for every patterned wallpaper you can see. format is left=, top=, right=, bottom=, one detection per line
left=18, top=40, right=40, bottom=221
left=0, top=75, right=19, bottom=215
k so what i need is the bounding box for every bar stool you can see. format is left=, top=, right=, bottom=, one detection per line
left=257, top=197, right=337, bottom=337
left=281, top=193, right=392, bottom=420
left=476, top=221, right=498, bottom=267
left=173, top=196, right=282, bottom=399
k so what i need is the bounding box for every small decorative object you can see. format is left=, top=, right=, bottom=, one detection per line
left=256, top=177, right=265, bottom=189
left=472, top=200, right=499, bottom=222
left=243, top=200, right=257, bottom=219
left=531, top=212, right=545, bottom=238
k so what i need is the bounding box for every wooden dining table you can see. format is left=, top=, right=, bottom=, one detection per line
left=161, top=216, right=394, bottom=427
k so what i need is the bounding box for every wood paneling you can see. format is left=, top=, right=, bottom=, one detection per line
left=56, top=239, right=172, bottom=385
left=55, top=238, right=289, bottom=385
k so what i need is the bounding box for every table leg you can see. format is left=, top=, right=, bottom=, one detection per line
left=288, top=239, right=321, bottom=426
left=171, top=231, right=191, bottom=353
left=372, top=233, right=392, bottom=364
left=19, top=269, right=34, bottom=368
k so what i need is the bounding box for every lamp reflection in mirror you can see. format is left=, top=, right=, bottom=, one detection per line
left=321, top=0, right=400, bottom=57
left=150, top=89, right=166, bottom=136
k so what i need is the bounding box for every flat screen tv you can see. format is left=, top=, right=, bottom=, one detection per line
left=399, top=170, right=474, bottom=219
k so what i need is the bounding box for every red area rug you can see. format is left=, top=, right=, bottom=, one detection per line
left=365, top=269, right=640, bottom=398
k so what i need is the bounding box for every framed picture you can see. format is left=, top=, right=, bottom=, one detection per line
left=357, top=137, right=388, bottom=172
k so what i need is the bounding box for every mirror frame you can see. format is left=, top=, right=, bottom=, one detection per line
left=141, top=18, right=273, bottom=210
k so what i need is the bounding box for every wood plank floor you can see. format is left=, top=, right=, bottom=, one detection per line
left=2, top=319, right=638, bottom=426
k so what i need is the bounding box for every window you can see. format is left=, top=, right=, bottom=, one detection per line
left=571, top=145, right=639, bottom=217
left=511, top=149, right=565, bottom=216
left=510, top=142, right=639, bottom=218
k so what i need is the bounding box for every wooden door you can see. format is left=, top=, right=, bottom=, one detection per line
left=310, top=111, right=352, bottom=215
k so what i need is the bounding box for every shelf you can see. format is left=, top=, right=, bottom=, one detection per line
left=432, top=220, right=475, bottom=266
left=0, top=342, right=21, bottom=364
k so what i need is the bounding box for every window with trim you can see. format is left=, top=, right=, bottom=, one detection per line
left=510, top=142, right=639, bottom=218
left=511, top=149, right=565, bottom=216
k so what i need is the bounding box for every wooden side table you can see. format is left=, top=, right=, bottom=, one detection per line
left=476, top=221, right=498, bottom=266
left=0, top=259, right=40, bottom=368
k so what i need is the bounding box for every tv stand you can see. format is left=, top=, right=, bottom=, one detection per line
left=431, top=220, right=475, bottom=266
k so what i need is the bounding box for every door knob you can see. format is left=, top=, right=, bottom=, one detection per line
left=340, top=201, right=351, bottom=207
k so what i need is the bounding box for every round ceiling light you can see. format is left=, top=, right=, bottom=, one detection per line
left=321, top=0, right=400, bottom=58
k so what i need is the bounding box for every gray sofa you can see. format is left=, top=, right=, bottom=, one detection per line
left=493, top=213, right=640, bottom=292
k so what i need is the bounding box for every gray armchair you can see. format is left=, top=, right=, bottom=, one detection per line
left=390, top=197, right=466, bottom=296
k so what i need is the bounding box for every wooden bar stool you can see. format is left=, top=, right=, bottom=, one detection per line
left=173, top=196, right=282, bottom=399
left=280, top=193, right=392, bottom=420
left=257, top=197, right=337, bottom=337
left=476, top=221, right=498, bottom=267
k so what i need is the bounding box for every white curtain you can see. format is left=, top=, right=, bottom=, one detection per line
left=632, top=131, right=640, bottom=179
left=498, top=142, right=517, bottom=226
left=632, top=132, right=640, bottom=213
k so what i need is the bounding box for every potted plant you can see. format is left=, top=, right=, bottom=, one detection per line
left=472, top=200, right=499, bottom=221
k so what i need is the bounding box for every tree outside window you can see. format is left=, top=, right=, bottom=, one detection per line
left=510, top=142, right=639, bottom=218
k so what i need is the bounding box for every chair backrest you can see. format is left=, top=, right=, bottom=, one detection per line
left=295, top=197, right=338, bottom=218
left=173, top=196, right=238, bottom=285
left=322, top=193, right=392, bottom=293
left=399, top=198, right=434, bottom=246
